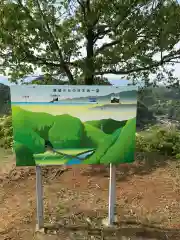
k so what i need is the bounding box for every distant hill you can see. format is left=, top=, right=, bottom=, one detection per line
left=120, top=90, right=137, bottom=99
left=85, top=118, right=127, bottom=134
left=136, top=100, right=156, bottom=129
left=86, top=103, right=157, bottom=131
left=0, top=83, right=11, bottom=115
left=153, top=86, right=180, bottom=101
left=83, top=118, right=136, bottom=164
left=94, top=90, right=137, bottom=102
left=63, top=90, right=137, bottom=102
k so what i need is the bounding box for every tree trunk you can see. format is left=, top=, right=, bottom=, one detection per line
left=63, top=63, right=75, bottom=85
left=84, top=28, right=95, bottom=85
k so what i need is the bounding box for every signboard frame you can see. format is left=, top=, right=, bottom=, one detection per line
left=10, top=84, right=138, bottom=229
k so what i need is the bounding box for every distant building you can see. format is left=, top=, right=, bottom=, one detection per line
left=111, top=94, right=120, bottom=103
left=50, top=97, right=58, bottom=103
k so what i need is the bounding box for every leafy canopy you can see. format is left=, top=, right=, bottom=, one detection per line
left=0, top=0, right=180, bottom=85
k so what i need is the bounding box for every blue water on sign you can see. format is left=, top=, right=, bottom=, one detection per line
left=66, top=158, right=81, bottom=165
left=65, top=150, right=95, bottom=166
left=77, top=150, right=94, bottom=159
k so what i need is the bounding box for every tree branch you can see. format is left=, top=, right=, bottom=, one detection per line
left=95, top=65, right=157, bottom=76
left=24, top=51, right=80, bottom=68
left=17, top=0, right=75, bottom=84
left=95, top=50, right=180, bottom=75
left=95, top=31, right=160, bottom=55
left=169, top=60, right=180, bottom=64
left=94, top=0, right=139, bottom=41
left=77, top=0, right=87, bottom=21
left=35, top=0, right=75, bottom=84
left=35, top=0, right=62, bottom=57
left=95, top=39, right=121, bottom=55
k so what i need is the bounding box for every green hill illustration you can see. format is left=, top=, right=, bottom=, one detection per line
left=12, top=106, right=136, bottom=166
left=85, top=119, right=127, bottom=134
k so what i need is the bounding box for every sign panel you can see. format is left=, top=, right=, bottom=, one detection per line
left=10, top=85, right=138, bottom=166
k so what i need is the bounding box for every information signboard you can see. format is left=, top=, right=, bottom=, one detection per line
left=10, top=85, right=138, bottom=167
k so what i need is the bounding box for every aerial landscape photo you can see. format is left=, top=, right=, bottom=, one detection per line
left=10, top=85, right=138, bottom=166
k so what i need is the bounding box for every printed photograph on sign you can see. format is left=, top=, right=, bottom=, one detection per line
left=10, top=85, right=138, bottom=166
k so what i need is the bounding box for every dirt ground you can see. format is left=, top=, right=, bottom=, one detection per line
left=0, top=150, right=180, bottom=240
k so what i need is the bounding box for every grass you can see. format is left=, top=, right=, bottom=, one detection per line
left=36, top=159, right=67, bottom=165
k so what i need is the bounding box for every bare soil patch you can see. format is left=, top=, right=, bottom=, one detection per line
left=0, top=151, right=180, bottom=239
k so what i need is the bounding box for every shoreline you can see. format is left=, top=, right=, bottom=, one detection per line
left=11, top=104, right=137, bottom=122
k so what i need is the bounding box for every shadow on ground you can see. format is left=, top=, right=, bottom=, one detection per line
left=42, top=209, right=180, bottom=240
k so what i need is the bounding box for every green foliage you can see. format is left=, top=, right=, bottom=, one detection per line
left=0, top=1, right=180, bottom=84
left=14, top=142, right=35, bottom=166
left=151, top=105, right=165, bottom=115
left=136, top=99, right=156, bottom=129
left=137, top=86, right=180, bottom=130
left=136, top=126, right=180, bottom=156
left=0, top=115, right=13, bottom=148
left=48, top=114, right=85, bottom=149
left=139, top=86, right=180, bottom=120
left=168, top=100, right=180, bottom=120
left=136, top=133, right=153, bottom=152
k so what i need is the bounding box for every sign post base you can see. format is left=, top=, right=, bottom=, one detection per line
left=36, top=165, right=44, bottom=230
left=108, top=163, right=116, bottom=226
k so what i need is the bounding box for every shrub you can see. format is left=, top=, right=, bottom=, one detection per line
left=0, top=115, right=13, bottom=149
left=136, top=125, right=180, bottom=156
left=136, top=133, right=152, bottom=152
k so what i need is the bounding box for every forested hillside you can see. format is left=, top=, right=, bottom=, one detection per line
left=139, top=87, right=180, bottom=122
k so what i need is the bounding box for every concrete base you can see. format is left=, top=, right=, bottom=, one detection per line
left=102, top=215, right=118, bottom=227
left=35, top=224, right=45, bottom=233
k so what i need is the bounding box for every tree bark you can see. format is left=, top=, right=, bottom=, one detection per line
left=84, top=28, right=95, bottom=85
left=62, top=63, right=75, bottom=85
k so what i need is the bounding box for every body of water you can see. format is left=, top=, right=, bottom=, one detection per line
left=66, top=158, right=81, bottom=165
left=65, top=150, right=95, bottom=165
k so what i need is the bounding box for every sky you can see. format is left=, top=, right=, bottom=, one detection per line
left=10, top=84, right=137, bottom=102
